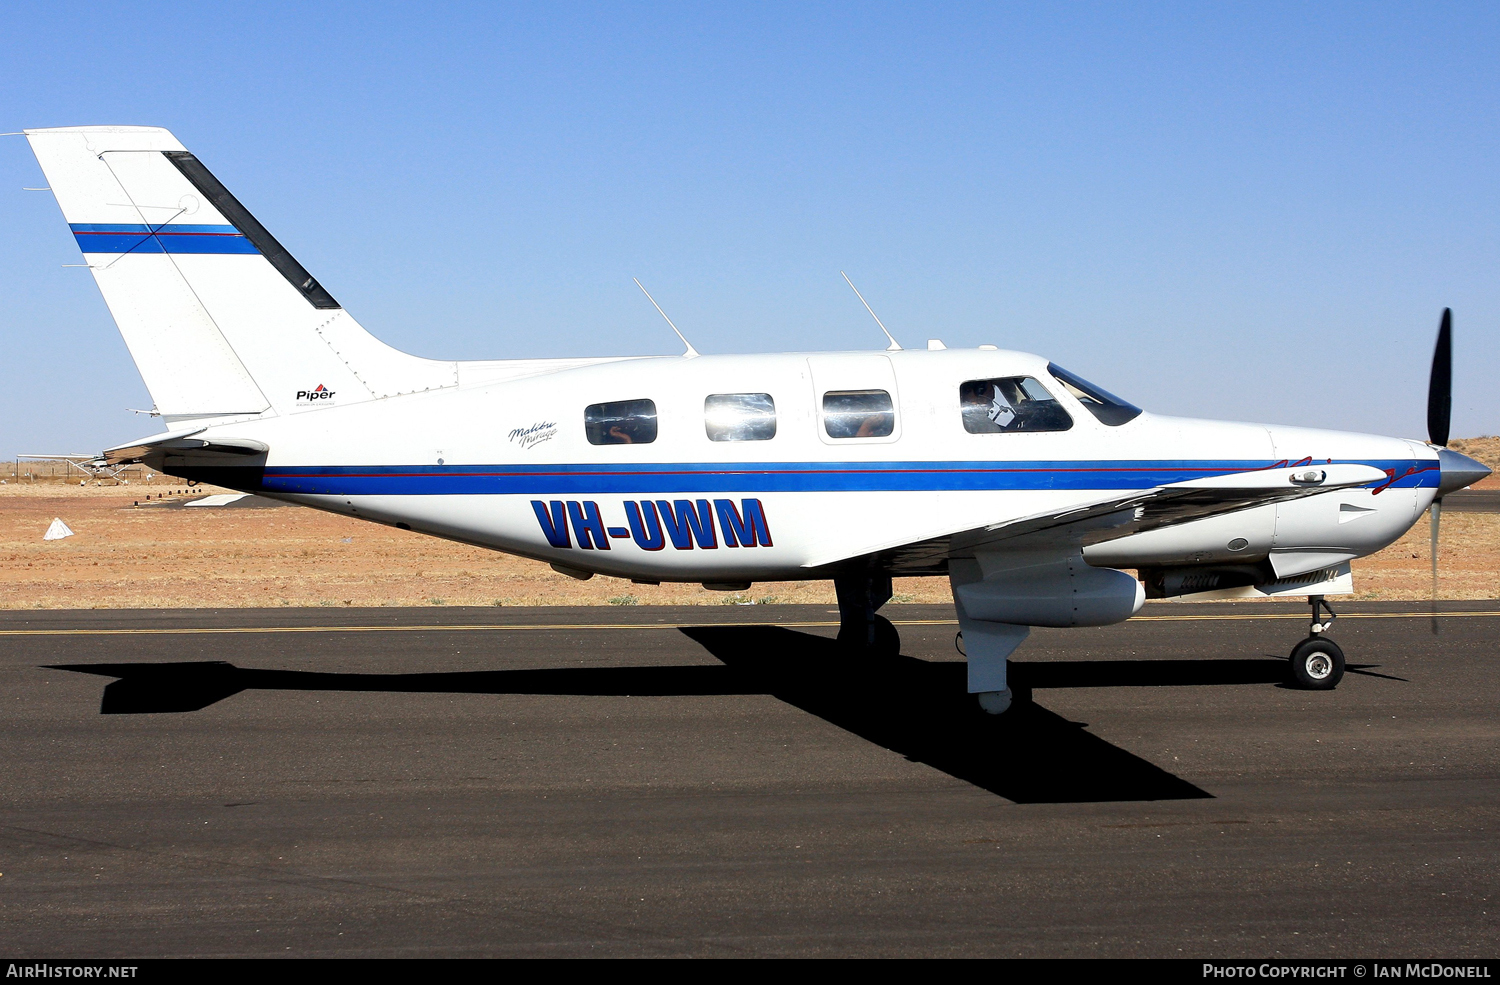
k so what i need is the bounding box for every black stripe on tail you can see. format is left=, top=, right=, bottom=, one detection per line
left=164, top=151, right=340, bottom=310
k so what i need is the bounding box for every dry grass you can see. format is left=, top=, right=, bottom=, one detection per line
left=1450, top=436, right=1500, bottom=473
left=2, top=472, right=1494, bottom=610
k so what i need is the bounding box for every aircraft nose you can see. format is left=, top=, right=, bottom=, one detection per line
left=1436, top=448, right=1492, bottom=497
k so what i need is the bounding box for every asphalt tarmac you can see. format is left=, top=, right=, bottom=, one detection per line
left=1446, top=488, right=1500, bottom=513
left=2, top=601, right=1496, bottom=958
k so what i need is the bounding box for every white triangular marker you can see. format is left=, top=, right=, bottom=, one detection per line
left=43, top=518, right=73, bottom=541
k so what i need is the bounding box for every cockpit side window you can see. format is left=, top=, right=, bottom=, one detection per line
left=1045, top=364, right=1143, bottom=426
left=585, top=398, right=658, bottom=445
left=960, top=377, right=1072, bottom=433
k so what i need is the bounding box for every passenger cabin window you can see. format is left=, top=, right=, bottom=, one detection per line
left=960, top=377, right=1073, bottom=433
left=705, top=393, right=776, bottom=442
left=1046, top=363, right=1143, bottom=426
left=823, top=390, right=895, bottom=439
left=585, top=398, right=658, bottom=445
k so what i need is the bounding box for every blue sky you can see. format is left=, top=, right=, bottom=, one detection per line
left=1, top=2, right=1496, bottom=455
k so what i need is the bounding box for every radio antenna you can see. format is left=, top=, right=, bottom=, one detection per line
left=840, top=271, right=901, bottom=351
left=633, top=278, right=699, bottom=358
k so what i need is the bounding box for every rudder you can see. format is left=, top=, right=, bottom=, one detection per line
left=25, top=126, right=456, bottom=424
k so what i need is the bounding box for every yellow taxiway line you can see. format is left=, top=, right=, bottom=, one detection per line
left=0, top=610, right=1495, bottom=636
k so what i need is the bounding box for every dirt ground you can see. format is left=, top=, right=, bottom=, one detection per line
left=2, top=471, right=1494, bottom=610
left=0, top=481, right=861, bottom=609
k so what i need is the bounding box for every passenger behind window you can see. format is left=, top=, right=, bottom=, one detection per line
left=705, top=393, right=776, bottom=442
left=585, top=398, right=658, bottom=445
left=823, top=390, right=895, bottom=439
left=960, top=377, right=1073, bottom=433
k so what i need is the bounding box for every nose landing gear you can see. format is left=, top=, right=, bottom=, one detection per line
left=1288, top=595, right=1345, bottom=689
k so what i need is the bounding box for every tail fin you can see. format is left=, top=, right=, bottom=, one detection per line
left=25, top=126, right=455, bottom=425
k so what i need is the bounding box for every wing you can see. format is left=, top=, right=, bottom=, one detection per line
left=805, top=463, right=1387, bottom=575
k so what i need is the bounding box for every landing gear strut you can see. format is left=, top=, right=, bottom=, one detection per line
left=1288, top=595, right=1345, bottom=690
left=834, top=571, right=901, bottom=658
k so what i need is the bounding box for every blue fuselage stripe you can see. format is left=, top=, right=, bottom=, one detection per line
left=70, top=223, right=258, bottom=255
left=250, top=460, right=1438, bottom=496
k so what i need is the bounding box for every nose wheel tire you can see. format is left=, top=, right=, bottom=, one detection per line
left=1288, top=636, right=1345, bottom=690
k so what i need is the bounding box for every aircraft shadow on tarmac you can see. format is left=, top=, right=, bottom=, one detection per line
left=47, top=624, right=1385, bottom=804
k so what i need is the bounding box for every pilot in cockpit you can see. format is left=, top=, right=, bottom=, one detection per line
left=959, top=377, right=1072, bottom=433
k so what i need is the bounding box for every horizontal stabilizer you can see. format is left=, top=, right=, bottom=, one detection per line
left=102, top=429, right=267, bottom=468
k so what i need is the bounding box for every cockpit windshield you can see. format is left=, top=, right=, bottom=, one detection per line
left=1045, top=363, right=1142, bottom=426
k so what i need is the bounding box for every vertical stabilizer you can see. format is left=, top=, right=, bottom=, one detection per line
left=25, top=126, right=457, bottom=423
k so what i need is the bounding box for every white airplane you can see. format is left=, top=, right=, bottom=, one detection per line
left=16, top=453, right=143, bottom=484
left=20, top=125, right=1491, bottom=714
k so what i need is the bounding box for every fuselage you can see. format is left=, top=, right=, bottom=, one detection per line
left=172, top=347, right=1439, bottom=585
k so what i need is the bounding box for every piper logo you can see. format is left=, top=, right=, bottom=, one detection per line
left=296, top=384, right=336, bottom=403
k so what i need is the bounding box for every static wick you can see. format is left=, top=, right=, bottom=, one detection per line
left=634, top=278, right=699, bottom=358
left=840, top=271, right=901, bottom=351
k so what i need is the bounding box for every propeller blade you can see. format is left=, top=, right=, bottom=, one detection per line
left=1427, top=308, right=1452, bottom=447
left=1429, top=496, right=1441, bottom=635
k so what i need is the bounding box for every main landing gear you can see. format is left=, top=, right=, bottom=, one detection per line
left=834, top=571, right=901, bottom=658
left=1288, top=595, right=1345, bottom=690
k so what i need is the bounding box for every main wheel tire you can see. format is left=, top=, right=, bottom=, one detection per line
left=1288, top=636, right=1345, bottom=690
left=838, top=613, right=901, bottom=658
left=871, top=614, right=901, bottom=658
left=976, top=689, right=1012, bottom=715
